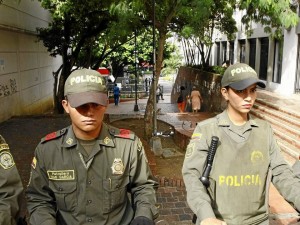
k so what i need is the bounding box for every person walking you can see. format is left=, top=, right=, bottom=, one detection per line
left=190, top=86, right=203, bottom=113
left=26, top=68, right=158, bottom=225
left=157, top=84, right=164, bottom=100
left=0, top=135, right=23, bottom=225
left=182, top=63, right=300, bottom=225
left=177, top=86, right=187, bottom=113
left=113, top=83, right=120, bottom=105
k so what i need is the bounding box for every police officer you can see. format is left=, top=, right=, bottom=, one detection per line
left=182, top=63, right=300, bottom=225
left=0, top=135, right=23, bottom=225
left=26, top=69, right=158, bottom=225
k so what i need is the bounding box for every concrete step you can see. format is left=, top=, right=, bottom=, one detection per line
left=251, top=100, right=300, bottom=162
left=250, top=110, right=300, bottom=144
left=256, top=98, right=300, bottom=120
left=253, top=101, right=300, bottom=128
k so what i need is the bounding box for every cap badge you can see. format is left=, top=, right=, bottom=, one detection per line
left=70, top=75, right=103, bottom=86
left=230, top=66, right=256, bottom=76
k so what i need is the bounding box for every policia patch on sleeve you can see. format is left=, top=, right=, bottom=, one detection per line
left=0, top=136, right=15, bottom=169
left=185, top=143, right=195, bottom=158
left=0, top=151, right=15, bottom=169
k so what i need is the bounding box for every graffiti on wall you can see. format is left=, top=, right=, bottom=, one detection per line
left=0, top=79, right=17, bottom=97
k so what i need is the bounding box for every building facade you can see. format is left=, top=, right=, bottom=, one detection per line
left=211, top=9, right=300, bottom=96
left=0, top=0, right=62, bottom=123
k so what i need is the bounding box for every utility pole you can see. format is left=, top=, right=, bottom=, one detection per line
left=152, top=0, right=157, bottom=135
left=134, top=29, right=139, bottom=112
left=151, top=0, right=163, bottom=156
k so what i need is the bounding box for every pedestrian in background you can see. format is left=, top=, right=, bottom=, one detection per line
left=0, top=135, right=23, bottom=225
left=177, top=86, right=187, bottom=113
left=156, top=84, right=164, bottom=101
left=113, top=83, right=120, bottom=105
left=26, top=69, right=158, bottom=225
left=182, top=63, right=300, bottom=225
left=190, top=86, right=203, bottom=113
left=185, top=95, right=192, bottom=112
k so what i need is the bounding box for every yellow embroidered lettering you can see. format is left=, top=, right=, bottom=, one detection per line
left=218, top=174, right=262, bottom=187
left=226, top=176, right=233, bottom=186
left=219, top=176, right=225, bottom=185
left=234, top=176, right=240, bottom=186
left=245, top=175, right=251, bottom=185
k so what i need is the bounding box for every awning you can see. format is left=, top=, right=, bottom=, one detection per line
left=97, top=67, right=110, bottom=76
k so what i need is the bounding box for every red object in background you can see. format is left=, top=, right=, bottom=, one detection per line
left=97, top=67, right=110, bottom=76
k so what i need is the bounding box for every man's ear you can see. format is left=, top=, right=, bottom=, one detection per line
left=62, top=99, right=70, bottom=113
left=221, top=87, right=229, bottom=101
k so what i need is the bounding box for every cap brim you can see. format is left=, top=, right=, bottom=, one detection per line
left=229, top=77, right=266, bottom=90
left=67, top=92, right=108, bottom=108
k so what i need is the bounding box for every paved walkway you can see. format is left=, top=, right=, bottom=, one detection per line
left=0, top=90, right=300, bottom=224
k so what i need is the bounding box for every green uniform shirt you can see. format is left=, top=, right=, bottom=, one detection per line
left=26, top=123, right=158, bottom=225
left=0, top=135, right=23, bottom=225
left=182, top=111, right=300, bottom=225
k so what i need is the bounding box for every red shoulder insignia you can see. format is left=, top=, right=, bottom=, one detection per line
left=45, top=132, right=57, bottom=141
left=115, top=129, right=135, bottom=140
left=41, top=129, right=66, bottom=143
left=119, top=129, right=130, bottom=138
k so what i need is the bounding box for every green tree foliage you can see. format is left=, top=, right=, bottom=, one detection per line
left=178, top=0, right=237, bottom=67
left=240, top=0, right=299, bottom=37
left=161, top=46, right=183, bottom=76
left=36, top=0, right=136, bottom=113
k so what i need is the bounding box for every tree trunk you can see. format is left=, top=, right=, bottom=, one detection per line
left=52, top=66, right=62, bottom=113
left=55, top=63, right=72, bottom=114
left=144, top=30, right=167, bottom=138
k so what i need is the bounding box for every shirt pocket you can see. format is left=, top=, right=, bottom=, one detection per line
left=49, top=181, right=77, bottom=212
left=102, top=176, right=129, bottom=213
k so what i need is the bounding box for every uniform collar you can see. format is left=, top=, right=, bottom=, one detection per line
left=62, top=123, right=115, bottom=148
left=217, top=110, right=259, bottom=127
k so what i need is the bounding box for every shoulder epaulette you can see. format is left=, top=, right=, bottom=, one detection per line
left=41, top=129, right=67, bottom=143
left=0, top=135, right=10, bottom=152
left=109, top=128, right=135, bottom=140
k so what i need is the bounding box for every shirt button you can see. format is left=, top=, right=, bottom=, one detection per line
left=87, top=218, right=92, bottom=222
left=88, top=180, right=92, bottom=184
left=87, top=200, right=92, bottom=204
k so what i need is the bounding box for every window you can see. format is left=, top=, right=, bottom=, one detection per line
left=239, top=40, right=246, bottom=63
left=229, top=41, right=234, bottom=64
left=222, top=41, right=227, bottom=63
left=216, top=42, right=220, bottom=65
left=259, top=37, right=269, bottom=80
left=272, top=39, right=283, bottom=83
left=249, top=39, right=256, bottom=69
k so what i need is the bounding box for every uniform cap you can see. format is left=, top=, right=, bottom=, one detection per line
left=221, top=63, right=266, bottom=90
left=64, top=69, right=108, bottom=108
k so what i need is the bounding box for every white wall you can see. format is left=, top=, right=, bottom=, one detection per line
left=0, top=0, right=62, bottom=122
left=211, top=9, right=300, bottom=96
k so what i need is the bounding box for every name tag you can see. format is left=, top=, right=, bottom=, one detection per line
left=47, top=170, right=75, bottom=180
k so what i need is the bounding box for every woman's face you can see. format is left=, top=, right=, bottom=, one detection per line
left=221, top=83, right=257, bottom=116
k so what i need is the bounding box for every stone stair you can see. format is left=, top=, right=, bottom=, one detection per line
left=250, top=98, right=300, bottom=166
